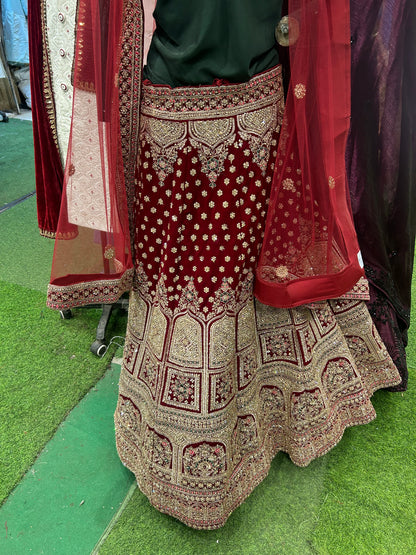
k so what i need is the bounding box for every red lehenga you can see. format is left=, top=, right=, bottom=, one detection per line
left=47, top=0, right=401, bottom=529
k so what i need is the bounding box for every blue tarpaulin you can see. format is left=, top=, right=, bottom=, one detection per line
left=1, top=0, right=29, bottom=65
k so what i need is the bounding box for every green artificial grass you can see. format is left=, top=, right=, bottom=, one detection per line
left=0, top=119, right=36, bottom=206
left=0, top=280, right=128, bottom=505
left=98, top=379, right=415, bottom=555
left=311, top=383, right=416, bottom=555
left=0, top=195, right=54, bottom=293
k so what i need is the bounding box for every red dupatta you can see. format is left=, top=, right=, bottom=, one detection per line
left=47, top=0, right=361, bottom=310
left=255, top=0, right=364, bottom=307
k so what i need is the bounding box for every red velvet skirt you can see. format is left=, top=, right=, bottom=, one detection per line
left=115, top=67, right=400, bottom=529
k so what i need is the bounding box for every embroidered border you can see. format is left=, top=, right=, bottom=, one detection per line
left=40, top=0, right=59, bottom=150
left=141, top=65, right=284, bottom=121
left=47, top=268, right=134, bottom=309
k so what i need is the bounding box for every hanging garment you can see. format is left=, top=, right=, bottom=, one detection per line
left=347, top=0, right=416, bottom=391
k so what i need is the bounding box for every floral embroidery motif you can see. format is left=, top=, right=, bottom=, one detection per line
left=189, top=119, right=236, bottom=186
left=178, top=278, right=202, bottom=314
left=262, top=330, right=295, bottom=363
left=282, top=178, right=296, bottom=192
left=141, top=117, right=187, bottom=185
left=346, top=335, right=372, bottom=360
left=294, top=83, right=306, bottom=99
left=234, top=415, right=258, bottom=457
left=183, top=442, right=226, bottom=477
left=104, top=245, right=115, bottom=259
left=117, top=396, right=141, bottom=441
left=162, top=368, right=201, bottom=411
left=141, top=65, right=283, bottom=117
left=210, top=368, right=234, bottom=411
left=314, top=306, right=336, bottom=334
left=141, top=73, right=284, bottom=188
left=238, top=105, right=282, bottom=175
left=47, top=270, right=134, bottom=310
left=138, top=349, right=159, bottom=398
left=297, top=325, right=317, bottom=365
left=260, top=386, right=285, bottom=417
left=212, top=278, right=236, bottom=314
left=238, top=346, right=257, bottom=389
left=123, top=339, right=138, bottom=374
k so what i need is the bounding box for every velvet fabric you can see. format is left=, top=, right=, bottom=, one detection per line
left=28, top=0, right=64, bottom=238
left=347, top=0, right=416, bottom=390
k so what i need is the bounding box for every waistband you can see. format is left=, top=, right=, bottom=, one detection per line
left=141, top=65, right=283, bottom=120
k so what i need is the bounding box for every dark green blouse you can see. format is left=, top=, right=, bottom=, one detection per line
left=143, top=0, right=283, bottom=87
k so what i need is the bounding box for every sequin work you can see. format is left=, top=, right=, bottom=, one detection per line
left=115, top=67, right=401, bottom=529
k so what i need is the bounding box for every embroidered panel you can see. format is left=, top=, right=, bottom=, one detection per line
left=168, top=313, right=204, bottom=368
left=44, top=0, right=77, bottom=160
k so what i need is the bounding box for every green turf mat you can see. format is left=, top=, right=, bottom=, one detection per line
left=0, top=195, right=54, bottom=293
left=0, top=280, right=127, bottom=505
left=310, top=381, right=416, bottom=555
left=0, top=119, right=36, bottom=206
left=0, top=363, right=134, bottom=555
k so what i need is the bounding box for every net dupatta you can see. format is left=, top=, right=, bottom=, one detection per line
left=255, top=0, right=364, bottom=308
left=47, top=0, right=144, bottom=309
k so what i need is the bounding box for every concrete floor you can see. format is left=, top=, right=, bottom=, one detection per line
left=7, top=108, right=32, bottom=121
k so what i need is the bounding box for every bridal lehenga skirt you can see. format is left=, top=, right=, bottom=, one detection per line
left=114, top=66, right=401, bottom=529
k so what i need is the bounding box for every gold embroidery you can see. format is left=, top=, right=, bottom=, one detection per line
left=189, top=119, right=236, bottom=186
left=238, top=105, right=282, bottom=175
left=294, top=83, right=307, bottom=99
left=116, top=274, right=400, bottom=529
left=118, top=0, right=145, bottom=240
left=47, top=269, right=134, bottom=310
left=41, top=0, right=59, bottom=149
left=169, top=314, right=203, bottom=368
left=147, top=305, right=168, bottom=359
left=140, top=67, right=284, bottom=187
left=141, top=65, right=284, bottom=121
left=141, top=117, right=187, bottom=185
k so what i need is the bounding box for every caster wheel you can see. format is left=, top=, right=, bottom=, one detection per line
left=90, top=340, right=107, bottom=357
left=60, top=309, right=73, bottom=320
